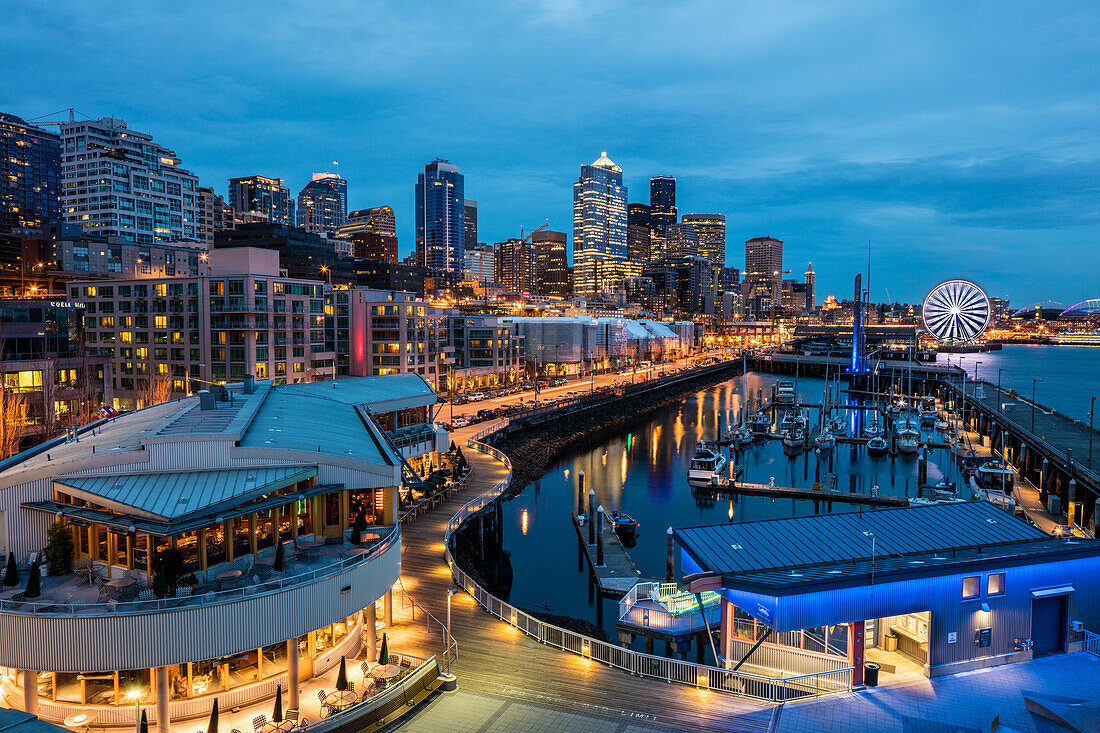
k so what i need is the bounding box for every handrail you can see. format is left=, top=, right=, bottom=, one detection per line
left=395, top=579, right=458, bottom=674
left=0, top=525, right=399, bottom=616
left=443, top=427, right=851, bottom=703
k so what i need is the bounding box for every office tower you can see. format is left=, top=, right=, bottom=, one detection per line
left=348, top=231, right=398, bottom=263
left=627, top=203, right=655, bottom=262
left=649, top=175, right=676, bottom=253
left=463, top=245, right=496, bottom=284
left=415, top=159, right=464, bottom=273
left=573, top=152, right=627, bottom=295
left=0, top=113, right=61, bottom=234
left=338, top=205, right=396, bottom=239
left=59, top=117, right=199, bottom=242
left=464, top=199, right=478, bottom=250
left=296, top=178, right=344, bottom=234
left=683, top=213, right=726, bottom=268
left=311, top=171, right=347, bottom=222
left=663, top=221, right=699, bottom=260
left=197, top=186, right=233, bottom=245
left=804, top=262, right=816, bottom=310
left=744, top=236, right=784, bottom=314
left=495, top=237, right=536, bottom=293
left=532, top=230, right=569, bottom=296
left=227, top=176, right=294, bottom=226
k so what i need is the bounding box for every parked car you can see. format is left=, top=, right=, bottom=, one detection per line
left=549, top=378, right=567, bottom=387
left=452, top=417, right=470, bottom=428
left=468, top=392, right=486, bottom=401
left=522, top=382, right=535, bottom=390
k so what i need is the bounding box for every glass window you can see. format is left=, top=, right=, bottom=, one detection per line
left=232, top=516, right=252, bottom=559
left=205, top=524, right=227, bottom=567
left=987, top=573, right=1005, bottom=597
left=962, top=576, right=980, bottom=600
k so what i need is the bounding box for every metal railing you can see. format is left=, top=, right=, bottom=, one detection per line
left=0, top=525, right=399, bottom=616
left=394, top=580, right=458, bottom=674
left=1083, top=630, right=1100, bottom=657
left=444, top=430, right=852, bottom=703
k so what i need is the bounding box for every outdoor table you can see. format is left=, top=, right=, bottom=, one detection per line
left=106, top=577, right=136, bottom=589
left=343, top=548, right=367, bottom=559
left=261, top=719, right=295, bottom=733
left=369, top=664, right=401, bottom=683
left=326, top=690, right=358, bottom=712
left=64, top=711, right=98, bottom=729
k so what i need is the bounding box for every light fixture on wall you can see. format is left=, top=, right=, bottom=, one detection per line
left=980, top=602, right=991, bottom=614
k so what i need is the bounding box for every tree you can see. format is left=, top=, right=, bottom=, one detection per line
left=138, top=372, right=174, bottom=409
left=0, top=386, right=27, bottom=460
left=44, top=521, right=74, bottom=576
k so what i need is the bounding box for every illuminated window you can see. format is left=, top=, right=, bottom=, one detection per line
left=154, top=315, right=167, bottom=328
left=987, top=573, right=1005, bottom=597
left=962, top=576, right=980, bottom=600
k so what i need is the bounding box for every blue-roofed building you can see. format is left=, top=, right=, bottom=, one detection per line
left=673, top=502, right=1100, bottom=686
left=0, top=374, right=447, bottom=729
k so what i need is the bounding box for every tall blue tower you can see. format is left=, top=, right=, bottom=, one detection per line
left=415, top=159, right=465, bottom=273
left=849, top=273, right=868, bottom=373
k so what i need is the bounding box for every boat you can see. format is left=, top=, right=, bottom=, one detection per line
left=864, top=415, right=885, bottom=439
left=866, top=435, right=888, bottom=456
left=782, top=429, right=805, bottom=452
left=733, top=426, right=755, bottom=446
left=827, top=413, right=849, bottom=436
left=688, top=441, right=729, bottom=483
left=918, top=397, right=937, bottom=425
left=971, top=475, right=1016, bottom=511
left=813, top=430, right=836, bottom=451
left=934, top=418, right=949, bottom=432
left=609, top=510, right=639, bottom=538
left=897, top=412, right=921, bottom=434
left=747, top=411, right=771, bottom=435
left=779, top=406, right=808, bottom=431
left=976, top=460, right=1016, bottom=493
left=918, top=479, right=959, bottom=500
left=897, top=429, right=920, bottom=455
left=775, top=381, right=795, bottom=404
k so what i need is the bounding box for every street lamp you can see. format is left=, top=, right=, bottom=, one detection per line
left=128, top=688, right=142, bottom=733
left=1089, top=396, right=1097, bottom=468
left=1031, top=378, right=1043, bottom=433
left=997, top=368, right=1005, bottom=412
left=320, top=265, right=331, bottom=286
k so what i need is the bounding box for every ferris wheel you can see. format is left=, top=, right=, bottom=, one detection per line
left=922, top=280, right=991, bottom=343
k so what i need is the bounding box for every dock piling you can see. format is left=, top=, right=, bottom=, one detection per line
left=578, top=470, right=585, bottom=515
left=596, top=505, right=605, bottom=567
left=588, top=489, right=596, bottom=544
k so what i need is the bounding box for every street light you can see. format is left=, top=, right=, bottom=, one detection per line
left=1031, top=378, right=1043, bottom=433
left=997, top=368, right=1005, bottom=412
left=1089, top=396, right=1097, bottom=468
left=320, top=265, right=331, bottom=286
left=127, top=688, right=142, bottom=733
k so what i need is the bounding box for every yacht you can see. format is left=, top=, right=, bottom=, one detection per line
left=866, top=435, right=888, bottom=457
left=934, top=417, right=950, bottom=432
left=919, top=399, right=937, bottom=426
left=779, top=407, right=808, bottom=431
left=976, top=460, right=1016, bottom=493
left=864, top=415, right=885, bottom=439
left=782, top=428, right=806, bottom=452
left=827, top=413, right=849, bottom=436
left=731, top=425, right=755, bottom=447
left=775, top=381, right=796, bottom=404
left=688, top=442, right=729, bottom=483
left=897, top=412, right=921, bottom=434
left=747, top=410, right=771, bottom=435
left=813, top=430, right=836, bottom=451
left=897, top=428, right=920, bottom=455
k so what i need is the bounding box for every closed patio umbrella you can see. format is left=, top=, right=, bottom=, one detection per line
left=335, top=656, right=347, bottom=692
left=378, top=634, right=388, bottom=666
left=24, top=558, right=40, bottom=599
left=139, top=710, right=148, bottom=733
left=3, top=552, right=17, bottom=586
left=352, top=508, right=367, bottom=546
left=272, top=685, right=282, bottom=722
left=273, top=540, right=284, bottom=573
left=207, top=697, right=219, bottom=733
left=153, top=558, right=168, bottom=599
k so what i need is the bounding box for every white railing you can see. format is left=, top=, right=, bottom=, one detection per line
left=445, top=431, right=852, bottom=703
left=395, top=580, right=458, bottom=675
left=0, top=525, right=399, bottom=616
left=728, top=636, right=850, bottom=678
left=1084, top=630, right=1100, bottom=658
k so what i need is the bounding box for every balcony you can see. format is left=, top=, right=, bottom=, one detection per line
left=0, top=527, right=400, bottom=672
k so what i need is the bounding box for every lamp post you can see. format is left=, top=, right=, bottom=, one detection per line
left=320, top=265, right=331, bottom=286
left=1089, top=396, right=1096, bottom=468
left=1031, top=378, right=1043, bottom=433
left=997, top=368, right=1005, bottom=412
left=128, top=689, right=142, bottom=733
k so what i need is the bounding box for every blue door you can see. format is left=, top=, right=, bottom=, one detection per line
left=1031, top=596, right=1065, bottom=654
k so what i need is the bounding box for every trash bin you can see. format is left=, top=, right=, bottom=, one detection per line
left=884, top=632, right=898, bottom=652
left=864, top=662, right=881, bottom=687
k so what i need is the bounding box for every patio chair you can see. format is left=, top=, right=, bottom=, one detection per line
left=251, top=715, right=266, bottom=732
left=136, top=589, right=155, bottom=602
left=316, top=690, right=334, bottom=716
left=360, top=661, right=371, bottom=679
left=284, top=709, right=299, bottom=723
left=346, top=681, right=355, bottom=694
left=360, top=677, right=378, bottom=701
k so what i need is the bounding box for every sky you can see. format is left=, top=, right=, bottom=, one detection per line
left=5, top=0, right=1100, bottom=306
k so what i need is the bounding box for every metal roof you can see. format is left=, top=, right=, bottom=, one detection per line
left=54, top=465, right=317, bottom=521
left=674, top=502, right=1052, bottom=578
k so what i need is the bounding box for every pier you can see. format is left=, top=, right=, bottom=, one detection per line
left=571, top=512, right=654, bottom=599
left=692, top=476, right=909, bottom=507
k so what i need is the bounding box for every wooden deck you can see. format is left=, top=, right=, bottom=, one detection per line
left=394, top=429, right=775, bottom=733
left=571, top=513, right=656, bottom=598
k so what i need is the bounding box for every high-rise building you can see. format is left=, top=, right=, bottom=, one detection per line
left=463, top=245, right=496, bottom=284
left=227, top=176, right=294, bottom=226
left=532, top=230, right=569, bottom=296
left=348, top=231, right=398, bottom=263
left=338, top=205, right=396, bottom=239
left=573, top=152, right=627, bottom=295
left=743, top=236, right=784, bottom=315
left=311, top=171, right=347, bottom=221
left=663, top=221, right=699, bottom=260
left=495, top=238, right=536, bottom=294
left=197, top=186, right=233, bottom=245
left=296, top=177, right=345, bottom=235
left=59, top=117, right=199, bottom=242
left=627, top=203, right=655, bottom=262
left=415, top=159, right=464, bottom=273
left=464, top=199, right=478, bottom=250
left=649, top=175, right=677, bottom=253
left=1, top=113, right=61, bottom=234
left=683, top=213, right=726, bottom=268
left=804, top=262, right=816, bottom=311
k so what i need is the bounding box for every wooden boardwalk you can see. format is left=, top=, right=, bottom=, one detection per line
left=394, top=431, right=775, bottom=732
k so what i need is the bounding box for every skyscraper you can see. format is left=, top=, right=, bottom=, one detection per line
left=59, top=117, right=199, bottom=242
left=649, top=175, right=676, bottom=253
left=296, top=178, right=344, bottom=234
left=804, top=262, right=816, bottom=311
left=532, top=229, right=569, bottom=296
left=228, top=176, right=294, bottom=226
left=415, top=159, right=464, bottom=273
left=683, top=213, right=726, bottom=268
left=311, top=171, right=346, bottom=222
left=627, top=202, right=655, bottom=262
left=338, top=205, right=396, bottom=238
left=464, top=199, right=478, bottom=250
left=0, top=113, right=61, bottom=234
left=663, top=221, right=699, bottom=260
left=743, top=236, right=784, bottom=313
left=495, top=237, right=536, bottom=293
left=573, top=152, right=627, bottom=295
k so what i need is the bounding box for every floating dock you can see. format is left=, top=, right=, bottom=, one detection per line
left=571, top=513, right=656, bottom=599
left=693, top=475, right=909, bottom=507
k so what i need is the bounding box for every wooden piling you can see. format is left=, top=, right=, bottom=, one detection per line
left=596, top=505, right=605, bottom=567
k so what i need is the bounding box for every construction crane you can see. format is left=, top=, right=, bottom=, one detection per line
left=518, top=220, right=550, bottom=244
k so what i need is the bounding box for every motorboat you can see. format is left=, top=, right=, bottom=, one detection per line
left=732, top=426, right=755, bottom=447
left=688, top=442, right=729, bottom=483
left=918, top=398, right=937, bottom=425
left=827, top=413, right=849, bottom=436
left=919, top=479, right=959, bottom=500
left=747, top=411, right=771, bottom=435
left=866, top=435, right=889, bottom=456
left=779, top=407, right=808, bottom=432
left=934, top=418, right=950, bottom=432
left=976, top=460, right=1016, bottom=493
left=609, top=510, right=639, bottom=539
left=897, top=430, right=920, bottom=455
left=782, top=429, right=805, bottom=452
left=813, top=430, right=836, bottom=451
left=775, top=381, right=796, bottom=404
left=971, top=475, right=1016, bottom=511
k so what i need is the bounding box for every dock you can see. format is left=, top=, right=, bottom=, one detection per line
left=571, top=513, right=655, bottom=598
left=693, top=475, right=909, bottom=507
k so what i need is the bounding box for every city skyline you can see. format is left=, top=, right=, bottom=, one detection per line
left=4, top=2, right=1099, bottom=304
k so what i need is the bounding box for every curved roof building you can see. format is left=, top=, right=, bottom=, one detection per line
left=1060, top=299, right=1100, bottom=319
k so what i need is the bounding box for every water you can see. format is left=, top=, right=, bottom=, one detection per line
left=481, top=344, right=1100, bottom=642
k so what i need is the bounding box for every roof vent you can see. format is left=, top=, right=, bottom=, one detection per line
left=198, top=390, right=215, bottom=411
left=243, top=375, right=255, bottom=394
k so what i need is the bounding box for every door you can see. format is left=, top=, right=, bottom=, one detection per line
left=1031, top=596, right=1065, bottom=653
